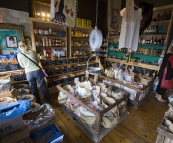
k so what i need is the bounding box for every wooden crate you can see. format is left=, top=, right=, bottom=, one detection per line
left=155, top=120, right=173, bottom=143
left=56, top=75, right=130, bottom=143
left=99, top=75, right=154, bottom=109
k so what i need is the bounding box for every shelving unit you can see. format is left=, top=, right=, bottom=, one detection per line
left=106, top=4, right=173, bottom=71
left=68, top=26, right=93, bottom=57
left=30, top=17, right=68, bottom=57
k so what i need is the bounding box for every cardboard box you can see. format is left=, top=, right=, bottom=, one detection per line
left=0, top=128, right=29, bottom=143
left=87, top=20, right=92, bottom=27
left=82, top=19, right=86, bottom=27
left=76, top=18, right=82, bottom=26
left=0, top=111, right=25, bottom=138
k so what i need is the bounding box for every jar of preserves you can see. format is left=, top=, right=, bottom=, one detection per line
left=49, top=39, right=52, bottom=47
left=45, top=38, right=49, bottom=46
left=42, top=38, right=46, bottom=46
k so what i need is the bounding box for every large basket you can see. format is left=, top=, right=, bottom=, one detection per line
left=86, top=55, right=103, bottom=75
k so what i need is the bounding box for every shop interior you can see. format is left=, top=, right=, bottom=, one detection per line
left=0, top=0, right=173, bottom=143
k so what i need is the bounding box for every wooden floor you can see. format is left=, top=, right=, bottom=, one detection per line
left=50, top=92, right=168, bottom=143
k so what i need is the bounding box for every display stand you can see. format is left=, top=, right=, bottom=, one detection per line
left=56, top=75, right=130, bottom=143
left=155, top=120, right=173, bottom=143
left=99, top=75, right=154, bottom=109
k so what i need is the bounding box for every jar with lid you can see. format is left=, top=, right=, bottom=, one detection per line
left=39, top=29, right=44, bottom=35
left=45, top=38, right=49, bottom=46
left=48, top=27, right=52, bottom=35
left=44, top=30, right=49, bottom=35
left=49, top=39, right=52, bottom=47
left=42, top=38, right=46, bottom=46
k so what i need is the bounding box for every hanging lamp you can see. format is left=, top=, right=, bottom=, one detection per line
left=89, top=0, right=103, bottom=52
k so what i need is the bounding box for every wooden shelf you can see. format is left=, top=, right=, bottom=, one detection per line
left=106, top=58, right=127, bottom=64
left=141, top=33, right=167, bottom=35
left=71, top=37, right=89, bottom=39
left=30, top=17, right=62, bottom=25
left=34, top=34, right=66, bottom=37
left=0, top=69, right=24, bottom=75
left=98, top=50, right=107, bottom=52
left=36, top=46, right=66, bottom=48
left=76, top=26, right=93, bottom=30
left=128, top=62, right=160, bottom=70
left=131, top=53, right=160, bottom=57
left=106, top=58, right=160, bottom=70
left=72, top=46, right=90, bottom=48
left=42, top=61, right=98, bottom=68
left=151, top=20, right=170, bottom=24
left=47, top=70, right=85, bottom=78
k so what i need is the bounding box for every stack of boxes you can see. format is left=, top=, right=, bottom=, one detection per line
left=76, top=18, right=92, bottom=27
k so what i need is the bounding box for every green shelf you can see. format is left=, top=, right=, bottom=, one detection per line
left=131, top=53, right=160, bottom=62
left=108, top=51, right=126, bottom=57
left=108, top=42, right=164, bottom=50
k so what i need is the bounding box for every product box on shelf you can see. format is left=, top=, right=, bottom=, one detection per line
left=87, top=20, right=92, bottom=27
left=0, top=127, right=29, bottom=143
left=0, top=111, right=25, bottom=138
left=76, top=18, right=82, bottom=26
left=0, top=54, right=17, bottom=63
left=82, top=19, right=87, bottom=27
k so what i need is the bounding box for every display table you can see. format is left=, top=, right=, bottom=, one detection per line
left=99, top=75, right=154, bottom=109
left=155, top=120, right=173, bottom=143
left=56, top=75, right=130, bottom=143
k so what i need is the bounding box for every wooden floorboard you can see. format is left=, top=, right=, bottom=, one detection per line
left=50, top=93, right=168, bottom=143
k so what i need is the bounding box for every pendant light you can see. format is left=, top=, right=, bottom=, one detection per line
left=89, top=0, right=103, bottom=52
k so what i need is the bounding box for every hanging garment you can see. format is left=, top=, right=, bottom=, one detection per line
left=50, top=0, right=78, bottom=28
left=139, top=2, right=153, bottom=34
left=119, top=8, right=142, bottom=52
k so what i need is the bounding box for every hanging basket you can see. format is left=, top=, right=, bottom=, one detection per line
left=86, top=55, right=103, bottom=75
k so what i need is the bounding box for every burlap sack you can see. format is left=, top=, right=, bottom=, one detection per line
left=79, top=106, right=96, bottom=126
left=102, top=114, right=120, bottom=128
left=58, top=91, right=68, bottom=104
left=163, top=137, right=173, bottom=143
left=164, top=109, right=173, bottom=133
left=0, top=97, right=16, bottom=104
left=80, top=114, right=96, bottom=126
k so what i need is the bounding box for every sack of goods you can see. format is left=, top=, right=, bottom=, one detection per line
left=23, top=104, right=55, bottom=131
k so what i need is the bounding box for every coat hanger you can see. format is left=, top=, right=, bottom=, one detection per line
left=134, top=4, right=139, bottom=9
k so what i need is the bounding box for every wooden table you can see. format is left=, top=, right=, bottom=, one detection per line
left=56, top=76, right=130, bottom=143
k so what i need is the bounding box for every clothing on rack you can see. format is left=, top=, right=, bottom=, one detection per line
left=139, top=1, right=153, bottom=34
left=119, top=8, right=142, bottom=52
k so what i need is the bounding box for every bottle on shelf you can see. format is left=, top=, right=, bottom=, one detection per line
left=157, top=37, right=161, bottom=45
left=163, top=12, right=166, bottom=20
left=150, top=37, right=153, bottom=44
left=160, top=36, right=164, bottom=45
left=154, top=37, right=158, bottom=45
left=156, top=14, right=160, bottom=21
